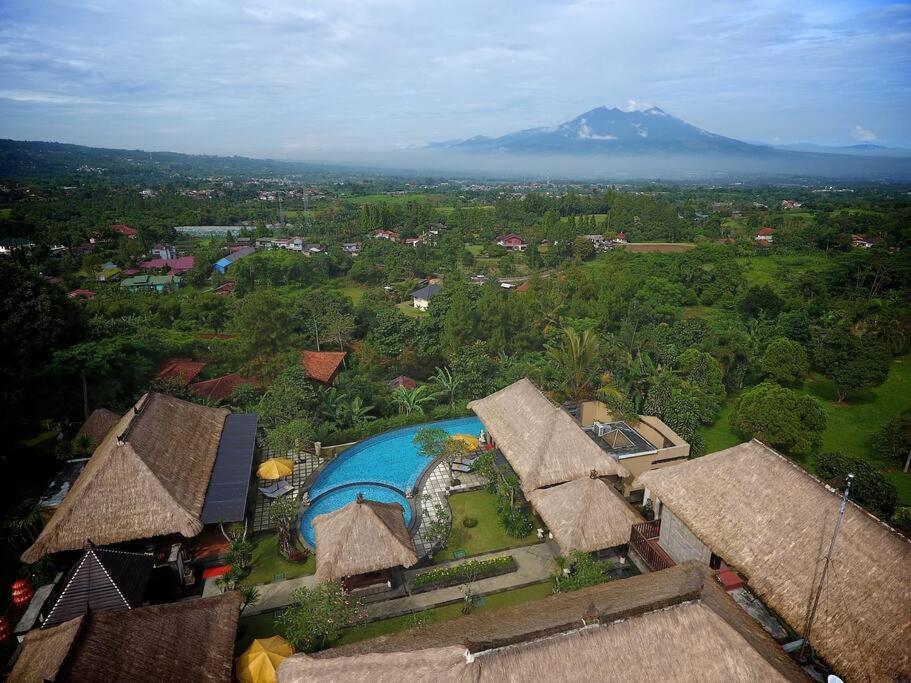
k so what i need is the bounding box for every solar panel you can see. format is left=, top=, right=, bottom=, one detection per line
left=201, top=413, right=258, bottom=524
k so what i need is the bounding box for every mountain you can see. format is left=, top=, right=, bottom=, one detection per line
left=773, top=142, right=911, bottom=157
left=435, top=106, right=766, bottom=155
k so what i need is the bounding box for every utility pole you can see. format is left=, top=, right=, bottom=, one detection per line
left=799, top=473, right=854, bottom=662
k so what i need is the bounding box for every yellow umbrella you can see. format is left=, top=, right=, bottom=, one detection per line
left=257, top=458, right=294, bottom=480
left=235, top=636, right=294, bottom=683
left=451, top=434, right=479, bottom=451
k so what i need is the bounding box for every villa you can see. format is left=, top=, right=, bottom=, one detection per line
left=22, top=393, right=258, bottom=591
left=755, top=227, right=775, bottom=243
left=636, top=440, right=911, bottom=682
left=495, top=233, right=527, bottom=251
left=154, top=357, right=206, bottom=386
left=410, top=283, right=441, bottom=311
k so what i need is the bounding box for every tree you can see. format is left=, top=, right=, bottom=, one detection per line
left=761, top=337, right=809, bottom=386
left=547, top=327, right=601, bottom=402
left=870, top=409, right=911, bottom=472
left=676, top=348, right=726, bottom=423
left=257, top=366, right=320, bottom=429
left=420, top=495, right=451, bottom=557
left=572, top=236, right=595, bottom=261
left=815, top=451, right=897, bottom=515
left=431, top=366, right=461, bottom=409
left=267, top=418, right=316, bottom=456
left=731, top=382, right=827, bottom=457
left=391, top=385, right=434, bottom=415
left=275, top=581, right=366, bottom=652
left=235, top=288, right=294, bottom=357
left=812, top=327, right=889, bottom=402
left=270, top=496, right=301, bottom=559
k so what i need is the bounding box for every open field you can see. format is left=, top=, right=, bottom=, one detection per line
left=333, top=284, right=365, bottom=304
left=618, top=243, right=695, bottom=253
left=340, top=193, right=445, bottom=205
left=736, top=253, right=830, bottom=288
left=396, top=301, right=427, bottom=318
left=437, top=490, right=540, bottom=561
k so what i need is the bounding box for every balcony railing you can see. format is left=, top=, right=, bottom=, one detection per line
left=630, top=519, right=675, bottom=572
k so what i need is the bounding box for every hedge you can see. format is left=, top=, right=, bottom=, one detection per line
left=410, top=555, right=517, bottom=592
left=322, top=404, right=470, bottom=446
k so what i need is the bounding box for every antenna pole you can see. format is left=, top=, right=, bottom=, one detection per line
left=798, top=473, right=854, bottom=662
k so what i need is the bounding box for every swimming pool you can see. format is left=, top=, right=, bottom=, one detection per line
left=300, top=416, right=483, bottom=546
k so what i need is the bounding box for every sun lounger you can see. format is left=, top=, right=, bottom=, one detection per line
left=451, top=463, right=473, bottom=474
left=259, top=480, right=294, bottom=498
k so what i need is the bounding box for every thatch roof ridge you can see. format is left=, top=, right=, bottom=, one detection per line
left=637, top=439, right=911, bottom=682
left=468, top=378, right=629, bottom=493
left=281, top=563, right=806, bottom=682
left=313, top=499, right=418, bottom=582
left=527, top=477, right=643, bottom=554
left=22, top=393, right=226, bottom=562
left=76, top=408, right=121, bottom=447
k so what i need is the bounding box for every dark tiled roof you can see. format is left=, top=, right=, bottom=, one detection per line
left=410, top=284, right=441, bottom=300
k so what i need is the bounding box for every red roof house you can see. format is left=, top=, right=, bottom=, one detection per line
left=154, top=358, right=206, bottom=386
left=140, top=256, right=195, bottom=276
left=111, top=224, right=138, bottom=238
left=755, top=227, right=775, bottom=243
left=495, top=233, right=527, bottom=251
left=67, top=289, right=96, bottom=300
left=212, top=281, right=235, bottom=296
left=300, top=351, right=347, bottom=385
left=515, top=281, right=530, bottom=293
left=374, top=229, right=401, bottom=242
left=189, top=374, right=258, bottom=402
left=388, top=375, right=417, bottom=391
left=615, top=231, right=627, bottom=243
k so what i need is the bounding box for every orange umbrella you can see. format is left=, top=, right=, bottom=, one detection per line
left=235, top=636, right=294, bottom=683
left=257, top=458, right=294, bottom=480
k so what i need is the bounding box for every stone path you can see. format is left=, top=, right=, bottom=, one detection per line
left=240, top=542, right=557, bottom=618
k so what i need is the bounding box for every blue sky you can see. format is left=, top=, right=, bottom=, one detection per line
left=1, top=0, right=909, bottom=157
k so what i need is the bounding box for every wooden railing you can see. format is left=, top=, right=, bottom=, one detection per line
left=630, top=520, right=676, bottom=572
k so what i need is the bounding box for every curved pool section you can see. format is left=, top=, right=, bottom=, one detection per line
left=300, top=483, right=412, bottom=546
left=301, top=416, right=483, bottom=546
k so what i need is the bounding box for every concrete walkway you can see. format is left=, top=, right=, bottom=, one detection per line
left=241, top=541, right=558, bottom=618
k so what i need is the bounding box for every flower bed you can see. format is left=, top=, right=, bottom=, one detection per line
left=410, top=555, right=517, bottom=593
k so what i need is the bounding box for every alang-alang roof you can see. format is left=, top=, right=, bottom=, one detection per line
left=468, top=378, right=629, bottom=493
left=637, top=439, right=911, bottom=682
left=22, top=393, right=230, bottom=563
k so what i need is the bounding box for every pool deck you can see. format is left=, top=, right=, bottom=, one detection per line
left=240, top=540, right=558, bottom=618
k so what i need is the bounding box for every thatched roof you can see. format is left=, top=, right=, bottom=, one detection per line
left=468, top=378, right=629, bottom=493
left=75, top=408, right=120, bottom=447
left=7, top=616, right=83, bottom=683
left=23, top=393, right=229, bottom=563
left=278, top=562, right=805, bottom=682
left=9, top=592, right=241, bottom=682
left=313, top=498, right=418, bottom=582
left=527, top=476, right=643, bottom=554
left=637, top=440, right=911, bottom=682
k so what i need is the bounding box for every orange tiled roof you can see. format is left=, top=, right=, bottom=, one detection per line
left=154, top=358, right=206, bottom=386
left=300, top=350, right=346, bottom=384
left=189, top=374, right=257, bottom=401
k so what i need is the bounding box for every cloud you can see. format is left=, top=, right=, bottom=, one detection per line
left=851, top=125, right=878, bottom=142
left=624, top=99, right=654, bottom=112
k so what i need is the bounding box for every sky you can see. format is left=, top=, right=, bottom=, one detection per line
left=1, top=0, right=909, bottom=158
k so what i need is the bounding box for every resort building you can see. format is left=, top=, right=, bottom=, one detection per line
left=189, top=373, right=258, bottom=402
left=313, top=497, right=419, bottom=586
left=572, top=400, right=690, bottom=497
left=636, top=440, right=911, bottom=682
left=468, top=378, right=629, bottom=494
left=22, top=393, right=258, bottom=590
left=278, top=562, right=805, bottom=682
left=9, top=592, right=241, bottom=683
left=154, top=357, right=206, bottom=386
left=410, top=283, right=441, bottom=311
left=300, top=350, right=347, bottom=385
left=388, top=375, right=417, bottom=391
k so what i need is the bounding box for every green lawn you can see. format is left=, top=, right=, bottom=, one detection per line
left=341, top=193, right=444, bottom=205
left=334, top=284, right=365, bottom=304
left=396, top=301, right=427, bottom=318
left=736, top=253, right=830, bottom=289
left=699, top=357, right=911, bottom=505
left=437, top=490, right=541, bottom=561
left=335, top=581, right=554, bottom=646
left=239, top=532, right=315, bottom=587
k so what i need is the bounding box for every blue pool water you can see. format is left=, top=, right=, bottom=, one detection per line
left=300, top=484, right=412, bottom=546
left=300, top=416, right=483, bottom=546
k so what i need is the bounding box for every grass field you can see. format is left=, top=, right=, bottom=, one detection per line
left=736, top=253, right=830, bottom=289
left=437, top=490, right=541, bottom=561
left=396, top=301, right=427, bottom=318
left=699, top=356, right=911, bottom=505
left=334, top=284, right=365, bottom=304
left=341, top=193, right=444, bottom=205
left=239, top=532, right=315, bottom=587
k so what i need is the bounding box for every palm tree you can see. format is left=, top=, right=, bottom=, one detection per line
left=547, top=327, right=601, bottom=402
left=431, top=366, right=461, bottom=409
left=347, top=396, right=375, bottom=427
left=392, top=385, right=435, bottom=415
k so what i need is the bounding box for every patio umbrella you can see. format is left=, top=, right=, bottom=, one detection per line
left=451, top=434, right=479, bottom=451
left=257, top=458, right=294, bottom=480
left=235, top=636, right=294, bottom=683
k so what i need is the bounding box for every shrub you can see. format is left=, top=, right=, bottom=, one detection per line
left=554, top=551, right=611, bottom=593
left=892, top=507, right=911, bottom=537
left=410, top=555, right=516, bottom=592
left=462, top=517, right=478, bottom=528
left=815, top=451, right=897, bottom=516
left=731, top=382, right=826, bottom=456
